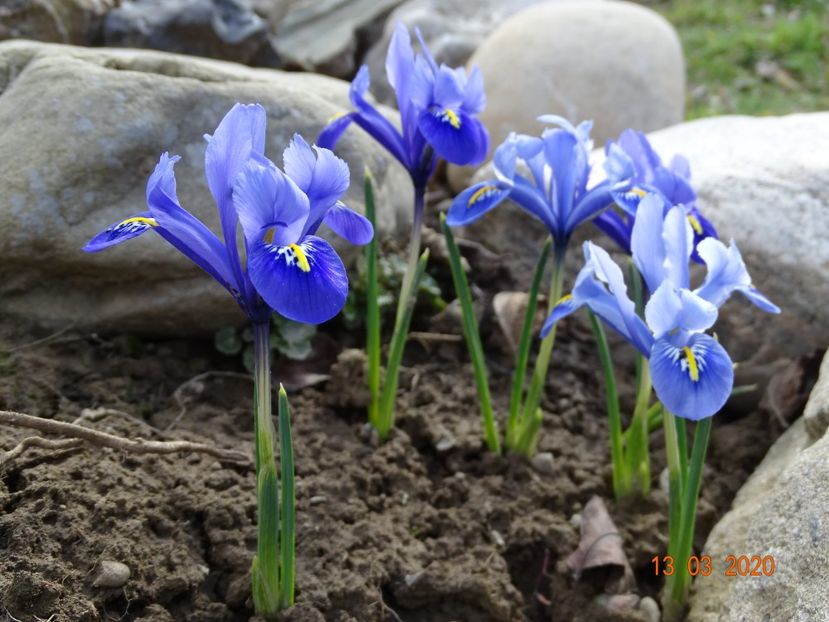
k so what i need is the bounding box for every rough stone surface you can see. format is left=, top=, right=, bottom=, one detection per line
left=687, top=415, right=826, bottom=621
left=0, top=41, right=411, bottom=335
left=103, top=0, right=280, bottom=66
left=364, top=0, right=549, bottom=104
left=275, top=0, right=404, bottom=78
left=447, top=0, right=684, bottom=191
left=804, top=350, right=829, bottom=440
left=0, top=0, right=115, bottom=44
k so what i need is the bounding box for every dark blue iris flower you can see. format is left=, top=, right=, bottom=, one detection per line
left=595, top=129, right=717, bottom=258
left=84, top=103, right=372, bottom=325
left=318, top=23, right=489, bottom=189
left=446, top=116, right=624, bottom=246
left=543, top=194, right=779, bottom=421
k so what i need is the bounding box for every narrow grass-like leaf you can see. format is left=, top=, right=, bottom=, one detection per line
left=363, top=169, right=382, bottom=430
left=277, top=385, right=296, bottom=610
left=588, top=310, right=626, bottom=498
left=441, top=215, right=500, bottom=454
left=377, top=249, right=430, bottom=438
left=506, top=238, right=551, bottom=447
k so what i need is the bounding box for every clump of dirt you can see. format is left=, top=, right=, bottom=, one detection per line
left=0, top=300, right=785, bottom=622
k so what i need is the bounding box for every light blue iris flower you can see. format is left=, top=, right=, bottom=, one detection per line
left=318, top=23, right=489, bottom=188
left=446, top=116, right=625, bottom=245
left=84, top=103, right=372, bottom=325
left=543, top=194, right=779, bottom=420
left=596, top=129, right=717, bottom=259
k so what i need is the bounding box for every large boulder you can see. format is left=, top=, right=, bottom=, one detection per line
left=0, top=40, right=411, bottom=336
left=688, top=352, right=829, bottom=620
left=274, top=0, right=404, bottom=78
left=364, top=0, right=549, bottom=104
left=447, top=0, right=685, bottom=191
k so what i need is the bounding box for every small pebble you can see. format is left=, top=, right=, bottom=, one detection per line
left=531, top=452, right=555, bottom=475
left=490, top=529, right=505, bottom=547
left=435, top=435, right=456, bottom=452
left=92, top=561, right=131, bottom=588
left=309, top=495, right=327, bottom=506
left=569, top=512, right=582, bottom=530
left=638, top=596, right=661, bottom=622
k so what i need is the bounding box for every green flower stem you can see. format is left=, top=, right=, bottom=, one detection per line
left=277, top=386, right=296, bottom=610
left=363, top=170, right=382, bottom=431
left=441, top=215, right=500, bottom=453
left=506, top=238, right=551, bottom=448
left=251, top=321, right=281, bottom=617
left=664, top=416, right=713, bottom=622
left=512, top=242, right=566, bottom=456
left=588, top=309, right=626, bottom=498
left=626, top=360, right=653, bottom=496
left=376, top=248, right=430, bottom=439
left=394, top=186, right=426, bottom=328
left=661, top=407, right=684, bottom=562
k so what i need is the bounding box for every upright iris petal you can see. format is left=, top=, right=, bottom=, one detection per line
left=318, top=22, right=489, bottom=187
left=543, top=202, right=779, bottom=421
left=447, top=117, right=617, bottom=246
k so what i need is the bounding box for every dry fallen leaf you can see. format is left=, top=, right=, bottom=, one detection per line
left=567, top=496, right=635, bottom=594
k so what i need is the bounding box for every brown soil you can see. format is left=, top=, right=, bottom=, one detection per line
left=0, top=292, right=789, bottom=622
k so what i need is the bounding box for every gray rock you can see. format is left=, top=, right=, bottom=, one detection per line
left=644, top=113, right=829, bottom=360
left=447, top=0, right=684, bottom=191
left=638, top=596, right=660, bottom=622
left=0, top=41, right=411, bottom=335
left=275, top=0, right=404, bottom=78
left=804, top=350, right=829, bottom=440
left=686, top=415, right=824, bottom=621
left=364, top=0, right=550, bottom=105
left=103, top=0, right=279, bottom=66
left=92, top=560, right=131, bottom=588
left=530, top=451, right=555, bottom=476
left=0, top=0, right=115, bottom=44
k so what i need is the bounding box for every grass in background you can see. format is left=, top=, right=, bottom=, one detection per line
left=642, top=0, right=828, bottom=117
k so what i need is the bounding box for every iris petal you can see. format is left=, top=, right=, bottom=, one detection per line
left=83, top=213, right=155, bottom=252
left=650, top=333, right=734, bottom=421
left=564, top=183, right=614, bottom=232
left=631, top=193, right=668, bottom=293
left=249, top=235, right=348, bottom=324
left=695, top=238, right=780, bottom=313
left=322, top=202, right=374, bottom=245
left=446, top=181, right=510, bottom=227
left=232, top=155, right=309, bottom=247
left=662, top=205, right=693, bottom=289
left=348, top=66, right=409, bottom=168
left=417, top=107, right=488, bottom=166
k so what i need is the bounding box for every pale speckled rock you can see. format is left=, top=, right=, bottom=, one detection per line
left=364, top=0, right=551, bottom=104
left=447, top=0, right=684, bottom=192
left=0, top=41, right=411, bottom=335
left=275, top=0, right=404, bottom=78
left=804, top=350, right=829, bottom=440
left=0, top=0, right=115, bottom=45
left=686, top=415, right=827, bottom=621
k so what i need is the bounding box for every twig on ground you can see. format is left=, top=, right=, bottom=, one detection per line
left=1, top=437, right=85, bottom=465
left=407, top=331, right=463, bottom=344
left=7, top=326, right=75, bottom=353
left=0, top=410, right=250, bottom=466
left=72, top=407, right=167, bottom=438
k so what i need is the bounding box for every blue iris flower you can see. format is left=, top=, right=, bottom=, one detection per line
left=84, top=103, right=373, bottom=325
left=595, top=129, right=717, bottom=259
left=318, top=23, right=489, bottom=188
left=543, top=194, right=779, bottom=421
left=446, top=116, right=623, bottom=245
